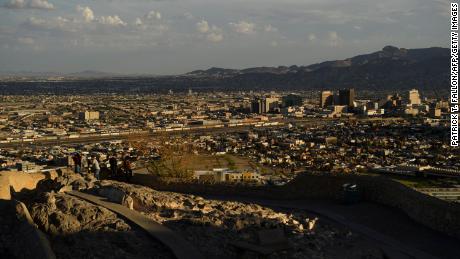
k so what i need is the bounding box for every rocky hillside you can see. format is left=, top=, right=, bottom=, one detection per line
left=15, top=170, right=385, bottom=259
left=185, top=46, right=449, bottom=91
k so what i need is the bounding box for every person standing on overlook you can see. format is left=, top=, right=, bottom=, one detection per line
left=91, top=156, right=100, bottom=180
left=72, top=153, right=82, bottom=174
left=109, top=155, right=118, bottom=178
left=81, top=155, right=89, bottom=174
left=122, top=156, right=132, bottom=182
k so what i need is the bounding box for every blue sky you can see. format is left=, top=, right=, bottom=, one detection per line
left=0, top=0, right=451, bottom=74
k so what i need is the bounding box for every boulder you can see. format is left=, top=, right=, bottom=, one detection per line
left=15, top=201, right=34, bottom=224
left=29, top=192, right=131, bottom=235
left=122, top=195, right=134, bottom=210
left=97, top=186, right=126, bottom=204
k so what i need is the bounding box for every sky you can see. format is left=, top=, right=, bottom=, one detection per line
left=0, top=0, right=451, bottom=74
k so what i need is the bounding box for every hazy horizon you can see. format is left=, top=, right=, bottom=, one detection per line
left=0, top=0, right=450, bottom=74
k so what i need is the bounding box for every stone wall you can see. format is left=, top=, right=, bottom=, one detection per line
left=132, top=173, right=460, bottom=239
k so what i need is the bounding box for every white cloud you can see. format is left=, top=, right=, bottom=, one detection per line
left=353, top=25, right=362, bottom=30
left=270, top=41, right=278, bottom=47
left=25, top=16, right=46, bottom=27
left=76, top=6, right=126, bottom=26
left=207, top=25, right=224, bottom=43
left=132, top=14, right=169, bottom=38
left=56, top=16, right=69, bottom=24
left=196, top=20, right=209, bottom=33
left=23, top=16, right=74, bottom=32
left=4, top=0, right=26, bottom=8
left=206, top=32, right=223, bottom=43
left=328, top=31, right=342, bottom=47
left=264, top=24, right=278, bottom=33
left=134, top=10, right=164, bottom=28
left=145, top=10, right=161, bottom=20
left=99, top=15, right=127, bottom=26
left=229, top=20, right=255, bottom=34
left=135, top=18, right=143, bottom=26
left=29, top=0, right=53, bottom=10
left=207, top=25, right=223, bottom=43
left=308, top=33, right=317, bottom=41
left=195, top=20, right=223, bottom=43
left=77, top=5, right=94, bottom=23
left=4, top=0, right=54, bottom=10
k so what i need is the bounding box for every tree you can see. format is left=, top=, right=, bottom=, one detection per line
left=130, top=134, right=193, bottom=179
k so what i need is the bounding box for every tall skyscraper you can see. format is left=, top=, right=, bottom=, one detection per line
left=282, top=94, right=303, bottom=107
left=338, top=88, right=355, bottom=107
left=320, top=91, right=334, bottom=108
left=79, top=111, right=100, bottom=121
left=264, top=97, right=279, bottom=112
left=251, top=98, right=264, bottom=114
left=409, top=89, right=421, bottom=105
left=251, top=97, right=280, bottom=113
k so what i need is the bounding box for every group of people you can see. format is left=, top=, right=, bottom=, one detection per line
left=71, top=153, right=133, bottom=181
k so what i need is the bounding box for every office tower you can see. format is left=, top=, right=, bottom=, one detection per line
left=409, top=89, right=421, bottom=105
left=79, top=111, right=100, bottom=121
left=251, top=99, right=264, bottom=114
left=384, top=93, right=402, bottom=108
left=282, top=94, right=303, bottom=107
left=366, top=102, right=379, bottom=111
left=251, top=97, right=279, bottom=113
left=264, top=97, right=280, bottom=112
left=338, top=88, right=355, bottom=107
left=320, top=91, right=334, bottom=108
left=430, top=108, right=441, bottom=118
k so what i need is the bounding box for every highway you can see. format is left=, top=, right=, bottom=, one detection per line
left=0, top=117, right=404, bottom=148
left=0, top=124, right=285, bottom=148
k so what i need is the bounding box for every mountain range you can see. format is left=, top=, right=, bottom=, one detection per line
left=183, top=46, right=449, bottom=91
left=0, top=46, right=449, bottom=92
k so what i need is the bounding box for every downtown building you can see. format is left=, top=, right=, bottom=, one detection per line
left=319, top=88, right=355, bottom=108
left=251, top=97, right=280, bottom=114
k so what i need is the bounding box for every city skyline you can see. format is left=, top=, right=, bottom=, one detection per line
left=0, top=2, right=458, bottom=258
left=0, top=0, right=451, bottom=74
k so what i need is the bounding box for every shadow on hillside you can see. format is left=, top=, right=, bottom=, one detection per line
left=46, top=228, right=175, bottom=259
left=129, top=171, right=460, bottom=259
left=10, top=170, right=460, bottom=259
left=158, top=207, right=385, bottom=259
left=0, top=200, right=19, bottom=259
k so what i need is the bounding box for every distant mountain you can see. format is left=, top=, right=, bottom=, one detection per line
left=0, top=70, right=120, bottom=78
left=187, top=67, right=239, bottom=77
left=0, top=71, right=62, bottom=77
left=66, top=70, right=120, bottom=78
left=0, top=46, right=449, bottom=94
left=182, top=46, right=449, bottom=91
left=187, top=66, right=297, bottom=77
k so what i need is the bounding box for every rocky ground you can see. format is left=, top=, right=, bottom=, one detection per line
left=19, top=171, right=174, bottom=259
left=13, top=170, right=385, bottom=259
left=93, top=181, right=384, bottom=259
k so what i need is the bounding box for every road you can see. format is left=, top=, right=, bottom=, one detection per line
left=0, top=125, right=283, bottom=148
left=0, top=117, right=404, bottom=148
